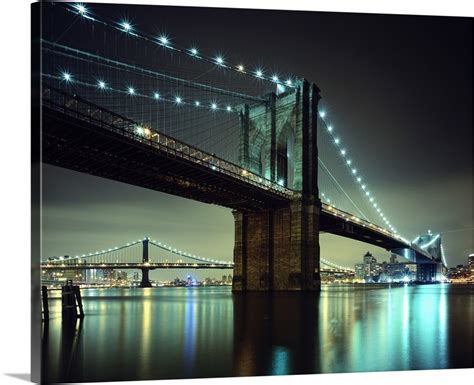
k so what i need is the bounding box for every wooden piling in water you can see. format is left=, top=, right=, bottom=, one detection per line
left=73, top=285, right=84, bottom=318
left=61, top=280, right=84, bottom=319
left=41, top=286, right=49, bottom=322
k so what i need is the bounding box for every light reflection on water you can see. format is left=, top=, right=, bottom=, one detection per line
left=42, top=284, right=473, bottom=382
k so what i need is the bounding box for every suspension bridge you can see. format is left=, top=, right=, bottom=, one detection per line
left=40, top=237, right=354, bottom=287
left=37, top=3, right=446, bottom=291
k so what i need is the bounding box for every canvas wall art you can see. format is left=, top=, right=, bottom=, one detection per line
left=31, top=1, right=473, bottom=383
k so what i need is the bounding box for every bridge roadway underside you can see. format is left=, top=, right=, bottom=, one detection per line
left=320, top=212, right=435, bottom=263
left=319, top=211, right=406, bottom=250
left=42, top=106, right=291, bottom=212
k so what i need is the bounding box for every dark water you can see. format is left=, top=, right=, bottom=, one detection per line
left=42, top=284, right=473, bottom=383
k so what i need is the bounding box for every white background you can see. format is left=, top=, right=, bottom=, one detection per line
left=0, top=0, right=472, bottom=384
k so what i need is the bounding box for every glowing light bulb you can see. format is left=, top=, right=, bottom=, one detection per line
left=255, top=69, right=263, bottom=78
left=272, top=75, right=279, bottom=82
left=237, top=64, right=244, bottom=72
left=211, top=103, right=217, bottom=110
left=121, top=21, right=132, bottom=32
left=62, top=71, right=72, bottom=82
left=158, top=35, right=169, bottom=45
left=226, top=106, right=232, bottom=112
left=340, top=149, right=346, bottom=156
left=190, top=47, right=198, bottom=55
left=334, top=138, right=340, bottom=144
left=352, top=168, right=357, bottom=174
left=286, top=79, right=292, bottom=86
left=128, top=87, right=135, bottom=95
left=97, top=80, right=106, bottom=89
left=319, top=111, right=326, bottom=118
left=327, top=126, right=333, bottom=132
left=215, top=56, right=224, bottom=65
left=154, top=92, right=160, bottom=100
left=74, top=4, right=87, bottom=15
left=175, top=96, right=182, bottom=104
left=195, top=101, right=200, bottom=106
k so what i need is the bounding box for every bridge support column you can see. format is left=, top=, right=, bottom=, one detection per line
left=140, top=268, right=152, bottom=288
left=232, top=199, right=321, bottom=292
left=139, top=238, right=152, bottom=288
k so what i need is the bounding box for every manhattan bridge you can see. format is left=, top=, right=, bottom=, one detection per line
left=37, top=3, right=447, bottom=291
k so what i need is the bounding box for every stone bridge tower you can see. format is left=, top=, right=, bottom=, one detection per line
left=232, top=79, right=322, bottom=291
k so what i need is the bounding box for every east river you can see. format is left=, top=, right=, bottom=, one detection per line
left=42, top=284, right=473, bottom=382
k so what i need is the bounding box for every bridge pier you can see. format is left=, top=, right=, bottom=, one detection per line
left=139, top=238, right=152, bottom=288
left=232, top=199, right=321, bottom=292
left=139, top=268, right=152, bottom=288
left=233, top=79, right=321, bottom=292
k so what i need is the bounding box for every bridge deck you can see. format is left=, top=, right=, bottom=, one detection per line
left=320, top=204, right=406, bottom=250
left=41, top=262, right=234, bottom=270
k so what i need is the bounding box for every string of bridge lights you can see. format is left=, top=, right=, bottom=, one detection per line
left=320, top=257, right=353, bottom=272
left=148, top=240, right=233, bottom=265
left=318, top=110, right=399, bottom=235
left=44, top=72, right=238, bottom=113
left=42, top=40, right=265, bottom=102
left=68, top=3, right=298, bottom=90
left=45, top=239, right=143, bottom=262
left=320, top=192, right=333, bottom=205
left=45, top=237, right=233, bottom=265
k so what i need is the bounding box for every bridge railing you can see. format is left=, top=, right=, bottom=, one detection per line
left=42, top=86, right=297, bottom=199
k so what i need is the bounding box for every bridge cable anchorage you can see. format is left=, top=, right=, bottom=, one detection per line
left=317, top=110, right=400, bottom=237
left=62, top=3, right=300, bottom=91
left=42, top=40, right=266, bottom=103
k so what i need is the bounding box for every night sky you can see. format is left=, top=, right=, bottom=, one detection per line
left=42, top=3, right=472, bottom=278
